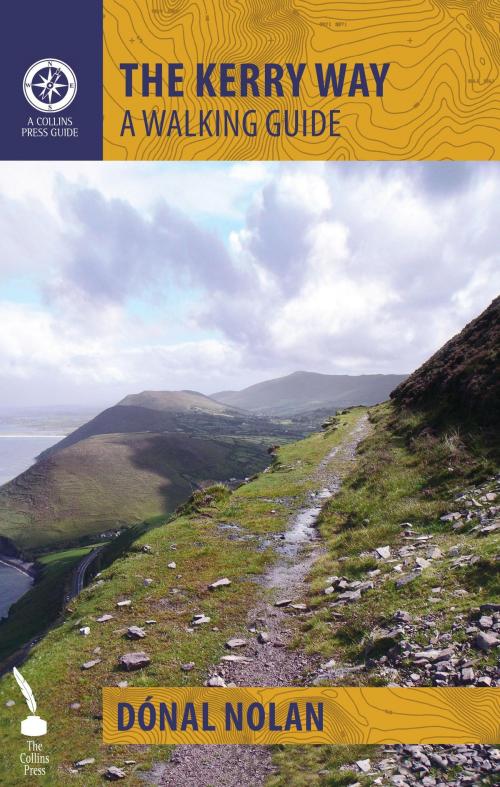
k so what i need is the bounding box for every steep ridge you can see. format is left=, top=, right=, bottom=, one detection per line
left=213, top=371, right=406, bottom=415
left=391, top=295, right=499, bottom=426
left=38, top=391, right=284, bottom=459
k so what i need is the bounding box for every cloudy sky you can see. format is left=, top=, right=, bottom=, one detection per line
left=0, top=160, right=498, bottom=408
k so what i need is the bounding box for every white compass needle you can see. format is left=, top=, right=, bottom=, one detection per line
left=33, top=66, right=67, bottom=102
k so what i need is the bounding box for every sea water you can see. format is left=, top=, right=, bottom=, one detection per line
left=0, top=434, right=63, bottom=486
left=0, top=433, right=64, bottom=618
left=0, top=561, right=33, bottom=618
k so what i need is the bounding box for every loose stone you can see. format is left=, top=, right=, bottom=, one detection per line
left=104, top=766, right=126, bottom=780
left=396, top=572, right=420, bottom=589
left=208, top=577, right=231, bottom=590
left=475, top=631, right=498, bottom=651
left=192, top=614, right=211, bottom=626
left=119, top=652, right=151, bottom=671
left=206, top=676, right=226, bottom=687
left=127, top=626, right=146, bottom=639
left=225, top=638, right=248, bottom=649
left=81, top=659, right=101, bottom=670
left=75, top=758, right=95, bottom=767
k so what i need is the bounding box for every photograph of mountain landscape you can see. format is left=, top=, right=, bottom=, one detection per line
left=0, top=161, right=498, bottom=785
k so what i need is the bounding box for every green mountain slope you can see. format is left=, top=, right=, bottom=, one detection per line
left=0, top=396, right=497, bottom=784
left=0, top=413, right=364, bottom=784
left=0, top=431, right=270, bottom=556
left=0, top=390, right=309, bottom=557
left=213, top=371, right=406, bottom=415
left=38, top=391, right=297, bottom=459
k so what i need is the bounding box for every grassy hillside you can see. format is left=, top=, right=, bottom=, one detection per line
left=0, top=412, right=362, bottom=786
left=213, top=371, right=406, bottom=415
left=117, top=389, right=234, bottom=413
left=271, top=402, right=499, bottom=785
left=0, top=431, right=271, bottom=556
left=0, top=401, right=497, bottom=785
left=1, top=402, right=497, bottom=785
left=39, top=395, right=302, bottom=459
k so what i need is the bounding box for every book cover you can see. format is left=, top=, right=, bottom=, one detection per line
left=0, top=2, right=498, bottom=785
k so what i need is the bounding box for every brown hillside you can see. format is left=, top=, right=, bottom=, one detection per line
left=391, top=296, right=499, bottom=424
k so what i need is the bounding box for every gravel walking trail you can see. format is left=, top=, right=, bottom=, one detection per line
left=149, top=414, right=371, bottom=787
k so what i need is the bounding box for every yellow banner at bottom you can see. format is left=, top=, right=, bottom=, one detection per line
left=102, top=687, right=499, bottom=745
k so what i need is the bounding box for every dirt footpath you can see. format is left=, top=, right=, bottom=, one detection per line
left=148, top=415, right=370, bottom=787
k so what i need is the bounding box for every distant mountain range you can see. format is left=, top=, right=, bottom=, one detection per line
left=213, top=371, right=407, bottom=415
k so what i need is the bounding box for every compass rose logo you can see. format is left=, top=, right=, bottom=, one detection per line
left=23, top=59, right=77, bottom=113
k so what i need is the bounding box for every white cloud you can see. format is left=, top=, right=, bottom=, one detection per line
left=191, top=163, right=500, bottom=376
left=0, top=161, right=269, bottom=223
left=0, top=161, right=498, bottom=405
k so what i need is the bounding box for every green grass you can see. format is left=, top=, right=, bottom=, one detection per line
left=270, top=745, right=374, bottom=787
left=301, top=403, right=498, bottom=660
left=269, top=402, right=499, bottom=785
left=0, top=410, right=364, bottom=786
left=0, top=431, right=276, bottom=555
left=0, top=545, right=99, bottom=664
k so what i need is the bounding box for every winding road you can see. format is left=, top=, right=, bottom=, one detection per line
left=68, top=547, right=102, bottom=599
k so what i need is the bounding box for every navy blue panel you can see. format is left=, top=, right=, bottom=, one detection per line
left=0, top=1, right=102, bottom=160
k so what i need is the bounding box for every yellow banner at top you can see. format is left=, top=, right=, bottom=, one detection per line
left=103, top=0, right=500, bottom=160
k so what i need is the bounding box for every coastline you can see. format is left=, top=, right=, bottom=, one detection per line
left=0, top=555, right=36, bottom=579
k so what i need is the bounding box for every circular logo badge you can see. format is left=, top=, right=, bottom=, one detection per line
left=23, top=59, right=77, bottom=113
